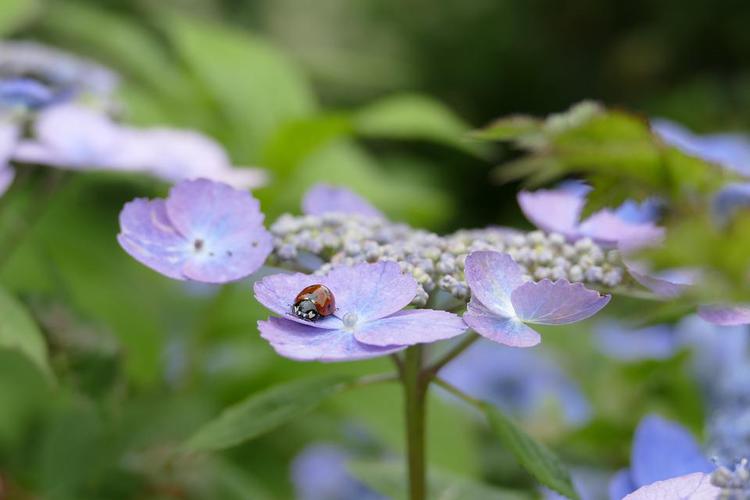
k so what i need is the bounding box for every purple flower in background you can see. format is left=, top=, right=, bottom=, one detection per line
left=608, top=415, right=714, bottom=499
left=254, top=261, right=467, bottom=361
left=131, top=129, right=267, bottom=189
left=12, top=105, right=268, bottom=188
left=517, top=187, right=663, bottom=248
left=0, top=121, right=19, bottom=196
left=118, top=179, right=272, bottom=283
left=302, top=184, right=383, bottom=217
left=12, top=104, right=147, bottom=171
left=712, top=183, right=750, bottom=226
left=463, top=251, right=610, bottom=347
left=623, top=473, right=719, bottom=500
left=0, top=41, right=119, bottom=112
left=652, top=118, right=750, bottom=177
left=291, top=444, right=383, bottom=500
left=596, top=321, right=678, bottom=362
left=441, top=339, right=591, bottom=426
left=698, top=305, right=750, bottom=326
left=0, top=78, right=62, bottom=110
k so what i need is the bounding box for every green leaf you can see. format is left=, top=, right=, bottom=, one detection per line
left=348, top=460, right=530, bottom=500
left=354, top=93, right=484, bottom=156
left=0, top=287, right=52, bottom=381
left=482, top=404, right=579, bottom=500
left=473, top=115, right=543, bottom=142
left=163, top=13, right=316, bottom=162
left=0, top=0, right=41, bottom=36
left=185, top=375, right=353, bottom=452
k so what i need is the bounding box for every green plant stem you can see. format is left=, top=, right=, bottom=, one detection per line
left=403, top=345, right=427, bottom=500
left=432, top=376, right=482, bottom=410
left=425, top=332, right=479, bottom=377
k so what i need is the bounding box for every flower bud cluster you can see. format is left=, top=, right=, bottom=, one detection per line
left=270, top=213, right=626, bottom=306
left=712, top=458, right=750, bottom=499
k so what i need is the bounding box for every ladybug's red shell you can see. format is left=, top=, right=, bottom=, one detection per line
left=292, top=284, right=336, bottom=321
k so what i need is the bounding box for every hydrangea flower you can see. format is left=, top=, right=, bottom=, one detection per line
left=441, top=339, right=591, bottom=426
left=712, top=182, right=750, bottom=226
left=595, top=321, right=678, bottom=361
left=463, top=251, right=610, bottom=347
left=12, top=104, right=148, bottom=171
left=302, top=184, right=383, bottom=217
left=623, top=473, right=719, bottom=500
left=698, top=305, right=750, bottom=326
left=517, top=187, right=663, bottom=248
left=130, top=128, right=267, bottom=189
left=0, top=41, right=119, bottom=112
left=652, top=118, right=750, bottom=177
left=12, top=105, right=268, bottom=189
left=608, top=415, right=713, bottom=499
left=118, top=179, right=272, bottom=283
left=253, top=261, right=467, bottom=361
left=291, top=444, right=383, bottom=500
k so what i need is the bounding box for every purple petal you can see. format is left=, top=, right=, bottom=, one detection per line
left=626, top=260, right=697, bottom=298
left=352, top=309, right=467, bottom=347
left=463, top=299, right=541, bottom=347
left=254, top=262, right=417, bottom=329
left=510, top=279, right=610, bottom=325
left=631, top=415, right=713, bottom=488
left=698, top=305, right=750, bottom=326
left=117, top=198, right=191, bottom=280
left=130, top=129, right=267, bottom=189
left=13, top=104, right=142, bottom=170
left=579, top=209, right=664, bottom=248
left=517, top=189, right=584, bottom=239
left=609, top=469, right=637, bottom=500
left=258, top=317, right=405, bottom=362
left=653, top=118, right=750, bottom=176
left=165, top=179, right=272, bottom=282
left=320, top=261, right=417, bottom=322
left=253, top=271, right=346, bottom=330
left=623, top=473, right=718, bottom=500
left=302, top=184, right=383, bottom=218
left=464, top=251, right=525, bottom=317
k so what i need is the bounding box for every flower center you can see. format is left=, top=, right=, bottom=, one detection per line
left=343, top=312, right=359, bottom=331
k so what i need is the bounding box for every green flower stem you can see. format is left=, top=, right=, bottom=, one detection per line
left=403, top=344, right=428, bottom=500
left=424, top=332, right=479, bottom=377
left=432, top=376, right=482, bottom=410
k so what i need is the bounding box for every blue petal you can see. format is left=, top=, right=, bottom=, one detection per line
left=631, top=415, right=713, bottom=488
left=608, top=469, right=637, bottom=500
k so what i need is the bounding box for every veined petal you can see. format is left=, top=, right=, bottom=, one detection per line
left=117, top=198, right=191, bottom=280
left=463, top=299, right=541, bottom=347
left=320, top=261, right=417, bottom=322
left=302, top=184, right=383, bottom=218
left=352, top=309, right=467, bottom=347
left=510, top=279, right=610, bottom=325
left=258, top=317, right=405, bottom=362
left=464, top=251, right=525, bottom=318
left=517, top=189, right=585, bottom=239
left=624, top=473, right=718, bottom=500
left=253, top=272, right=345, bottom=330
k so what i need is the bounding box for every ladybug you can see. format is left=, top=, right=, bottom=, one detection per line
left=292, top=284, right=336, bottom=321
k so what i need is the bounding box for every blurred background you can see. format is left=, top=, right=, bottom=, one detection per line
left=1, top=0, right=749, bottom=498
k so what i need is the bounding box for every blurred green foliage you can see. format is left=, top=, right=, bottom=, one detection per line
left=0, top=0, right=747, bottom=498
